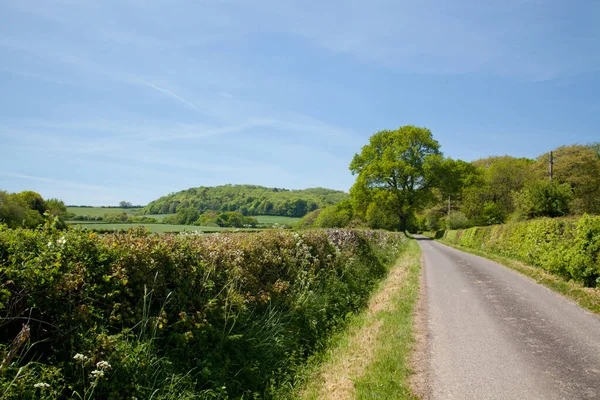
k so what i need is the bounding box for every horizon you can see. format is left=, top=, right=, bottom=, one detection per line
left=1, top=1, right=599, bottom=205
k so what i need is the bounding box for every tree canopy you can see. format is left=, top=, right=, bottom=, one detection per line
left=142, top=185, right=348, bottom=218
left=0, top=190, right=68, bottom=229
left=349, top=126, right=442, bottom=231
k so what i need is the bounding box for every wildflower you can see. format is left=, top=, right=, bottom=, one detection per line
left=57, top=236, right=67, bottom=246
left=90, top=369, right=105, bottom=378
left=34, top=382, right=50, bottom=389
left=96, top=360, right=111, bottom=370
left=73, top=353, right=87, bottom=361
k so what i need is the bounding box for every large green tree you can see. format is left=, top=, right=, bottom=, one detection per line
left=462, top=156, right=534, bottom=225
left=350, top=126, right=442, bottom=231
left=532, top=144, right=600, bottom=214
left=433, top=158, right=480, bottom=217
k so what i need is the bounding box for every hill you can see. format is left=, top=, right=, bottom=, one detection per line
left=141, top=184, right=348, bottom=218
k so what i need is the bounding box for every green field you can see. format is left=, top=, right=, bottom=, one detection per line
left=136, top=213, right=170, bottom=222
left=67, top=209, right=300, bottom=225
left=67, top=207, right=143, bottom=218
left=108, top=213, right=301, bottom=226
left=66, top=208, right=300, bottom=231
left=255, top=215, right=301, bottom=226
left=67, top=222, right=263, bottom=233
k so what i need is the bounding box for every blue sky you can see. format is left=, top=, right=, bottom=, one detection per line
left=1, top=0, right=599, bottom=205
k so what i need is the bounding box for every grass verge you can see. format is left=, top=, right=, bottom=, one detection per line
left=298, top=239, right=421, bottom=400
left=438, top=239, right=600, bottom=315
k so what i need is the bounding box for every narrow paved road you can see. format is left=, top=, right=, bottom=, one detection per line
left=417, top=237, right=600, bottom=400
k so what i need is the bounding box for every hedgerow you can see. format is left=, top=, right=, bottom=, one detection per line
left=0, top=225, right=405, bottom=399
left=442, top=215, right=600, bottom=287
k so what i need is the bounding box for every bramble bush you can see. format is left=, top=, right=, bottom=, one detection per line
left=442, top=215, right=600, bottom=287
left=0, top=224, right=405, bottom=399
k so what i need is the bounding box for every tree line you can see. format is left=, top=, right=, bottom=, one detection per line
left=3, top=127, right=597, bottom=233
left=300, top=126, right=600, bottom=232
left=141, top=185, right=348, bottom=218
left=0, top=190, right=69, bottom=229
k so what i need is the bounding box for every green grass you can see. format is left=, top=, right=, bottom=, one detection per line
left=136, top=214, right=170, bottom=222
left=131, top=214, right=300, bottom=225
left=354, top=239, right=421, bottom=399
left=68, top=223, right=253, bottom=233
left=254, top=215, right=301, bottom=226
left=84, top=213, right=301, bottom=225
left=298, top=239, right=421, bottom=400
left=67, top=207, right=143, bottom=218
left=438, top=239, right=600, bottom=315
left=66, top=209, right=301, bottom=230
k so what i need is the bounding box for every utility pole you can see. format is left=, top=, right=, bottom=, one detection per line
left=549, top=151, right=554, bottom=181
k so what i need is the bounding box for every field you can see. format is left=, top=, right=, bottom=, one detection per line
left=66, top=208, right=301, bottom=231
left=255, top=215, right=301, bottom=226
left=66, top=206, right=143, bottom=218
left=66, top=222, right=260, bottom=233
left=125, top=214, right=300, bottom=225
left=135, top=213, right=170, bottom=222
left=65, top=207, right=301, bottom=233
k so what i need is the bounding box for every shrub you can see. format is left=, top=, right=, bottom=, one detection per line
left=443, top=215, right=600, bottom=287
left=0, top=226, right=405, bottom=398
left=297, top=209, right=322, bottom=229
left=315, top=205, right=352, bottom=228
left=445, top=211, right=470, bottom=229
left=213, top=211, right=258, bottom=228
left=512, top=180, right=572, bottom=220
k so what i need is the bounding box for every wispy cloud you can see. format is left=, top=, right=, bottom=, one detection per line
left=0, top=172, right=107, bottom=192
left=248, top=0, right=599, bottom=80
left=5, top=0, right=599, bottom=82
left=135, top=79, right=204, bottom=113
left=1, top=0, right=597, bottom=204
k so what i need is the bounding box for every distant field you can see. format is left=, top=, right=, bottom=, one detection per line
left=66, top=209, right=300, bottom=228
left=68, top=222, right=259, bottom=233
left=129, top=214, right=301, bottom=226
left=67, top=207, right=142, bottom=218
left=255, top=215, right=301, bottom=226
left=138, top=214, right=170, bottom=222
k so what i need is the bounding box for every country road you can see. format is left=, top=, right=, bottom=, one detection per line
left=417, top=237, right=600, bottom=400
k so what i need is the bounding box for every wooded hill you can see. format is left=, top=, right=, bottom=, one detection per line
left=141, top=185, right=348, bottom=218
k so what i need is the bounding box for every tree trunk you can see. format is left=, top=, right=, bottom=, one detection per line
left=400, top=214, right=408, bottom=233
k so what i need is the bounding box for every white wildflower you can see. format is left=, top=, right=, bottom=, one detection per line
left=57, top=236, right=67, bottom=246
left=34, top=382, right=50, bottom=389
left=90, top=370, right=105, bottom=378
left=96, top=360, right=111, bottom=370
left=73, top=353, right=87, bottom=361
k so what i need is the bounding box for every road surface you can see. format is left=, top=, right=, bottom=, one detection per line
left=417, top=237, right=600, bottom=400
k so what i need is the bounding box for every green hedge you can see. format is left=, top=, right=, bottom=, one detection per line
left=0, top=226, right=405, bottom=399
left=442, top=215, right=600, bottom=287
